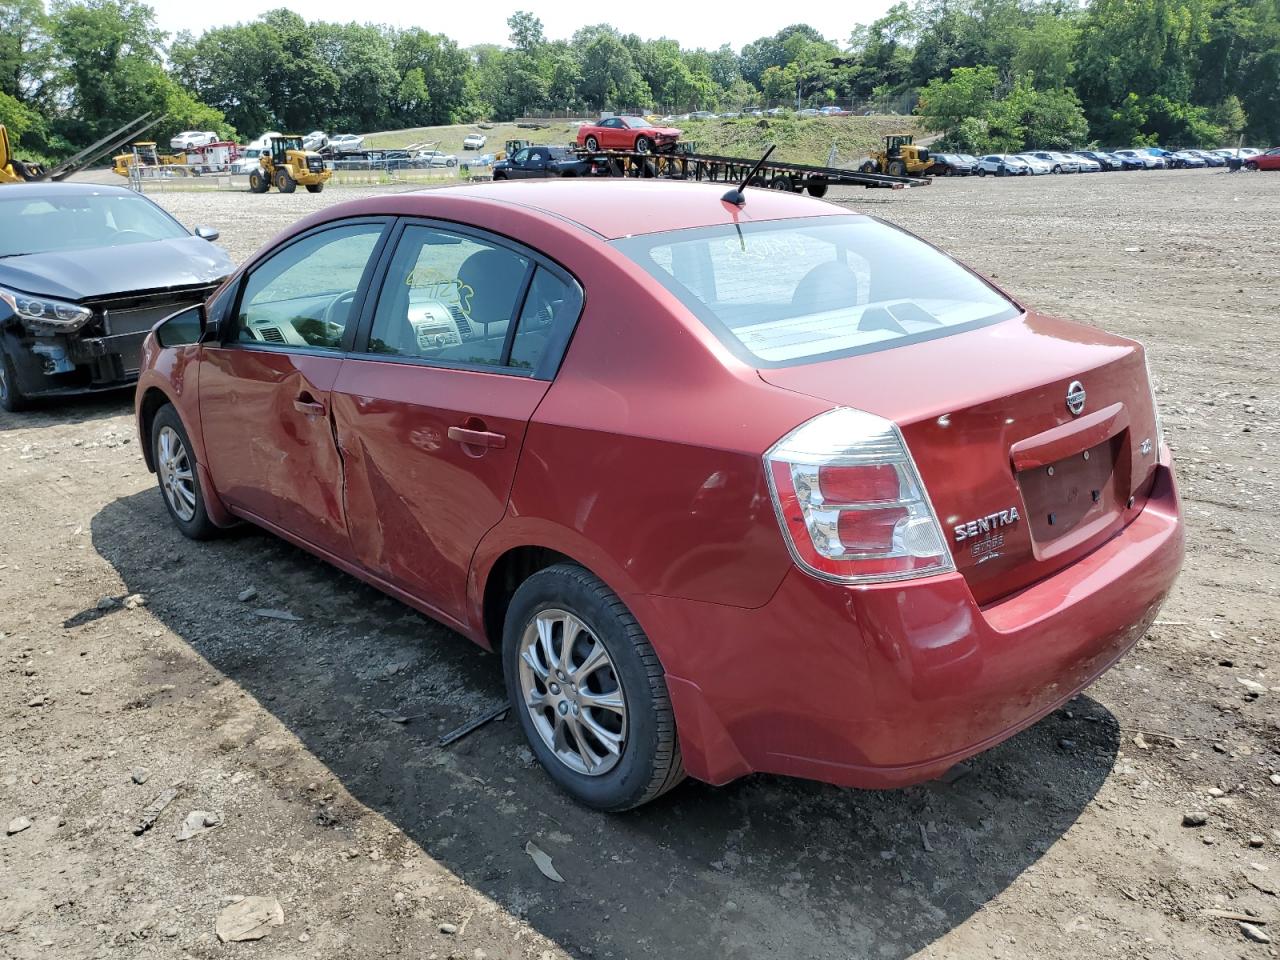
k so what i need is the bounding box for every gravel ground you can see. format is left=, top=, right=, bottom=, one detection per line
left=1, top=169, right=1278, bottom=960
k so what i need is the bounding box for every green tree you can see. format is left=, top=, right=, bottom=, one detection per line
left=916, top=65, right=1000, bottom=139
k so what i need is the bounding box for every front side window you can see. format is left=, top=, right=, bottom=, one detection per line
left=614, top=215, right=1019, bottom=368
left=367, top=225, right=556, bottom=372
left=235, top=223, right=383, bottom=350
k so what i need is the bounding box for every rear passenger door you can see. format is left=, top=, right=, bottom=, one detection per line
left=332, top=220, right=582, bottom=624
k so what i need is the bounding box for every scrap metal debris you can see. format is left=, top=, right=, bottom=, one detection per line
left=215, top=896, right=284, bottom=942
left=525, top=840, right=564, bottom=882
left=438, top=705, right=509, bottom=747
left=134, top=786, right=179, bottom=835
left=252, top=608, right=302, bottom=621
left=177, top=810, right=221, bottom=841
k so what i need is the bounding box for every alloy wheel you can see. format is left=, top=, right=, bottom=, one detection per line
left=157, top=425, right=197, bottom=522
left=518, top=608, right=628, bottom=776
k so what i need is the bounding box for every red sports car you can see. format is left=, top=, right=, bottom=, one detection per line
left=135, top=180, right=1184, bottom=811
left=1246, top=147, right=1280, bottom=170
left=575, top=116, right=681, bottom=153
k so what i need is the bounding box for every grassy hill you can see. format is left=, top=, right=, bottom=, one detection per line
left=363, top=115, right=923, bottom=167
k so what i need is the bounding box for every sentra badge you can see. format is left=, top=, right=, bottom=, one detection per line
left=955, top=507, right=1020, bottom=542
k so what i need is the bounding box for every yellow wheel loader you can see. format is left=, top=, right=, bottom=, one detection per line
left=859, top=135, right=936, bottom=178
left=249, top=135, right=331, bottom=194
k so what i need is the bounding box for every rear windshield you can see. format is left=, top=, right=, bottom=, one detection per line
left=613, top=216, right=1019, bottom=367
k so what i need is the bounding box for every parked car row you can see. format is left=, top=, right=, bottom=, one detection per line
left=929, top=146, right=1271, bottom=177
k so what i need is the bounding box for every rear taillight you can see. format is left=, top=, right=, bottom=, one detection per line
left=765, top=408, right=954, bottom=584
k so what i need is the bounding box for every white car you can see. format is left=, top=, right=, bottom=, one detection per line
left=416, top=150, right=458, bottom=168
left=329, top=134, right=365, bottom=155
left=170, top=131, right=218, bottom=151
left=1073, top=154, right=1102, bottom=172
left=1113, top=148, right=1162, bottom=169
left=463, top=134, right=487, bottom=150
left=1014, top=154, right=1054, bottom=175
left=975, top=154, right=1031, bottom=176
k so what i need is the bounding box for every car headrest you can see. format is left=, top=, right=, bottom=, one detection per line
left=457, top=249, right=528, bottom=329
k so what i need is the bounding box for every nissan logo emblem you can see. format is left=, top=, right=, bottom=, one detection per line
left=1066, top=380, right=1086, bottom=416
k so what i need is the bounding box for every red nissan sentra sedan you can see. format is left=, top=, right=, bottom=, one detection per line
left=134, top=180, right=1184, bottom=811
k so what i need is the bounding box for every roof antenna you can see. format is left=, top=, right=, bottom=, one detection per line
left=722, top=145, right=776, bottom=206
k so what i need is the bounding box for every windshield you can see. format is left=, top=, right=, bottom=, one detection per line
left=0, top=193, right=188, bottom=258
left=614, top=216, right=1019, bottom=368
left=620, top=117, right=651, bottom=129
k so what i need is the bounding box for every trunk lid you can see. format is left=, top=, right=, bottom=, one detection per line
left=759, top=312, right=1163, bottom=605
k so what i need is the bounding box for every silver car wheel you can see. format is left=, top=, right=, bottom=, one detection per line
left=157, top=425, right=197, bottom=522
left=518, top=608, right=628, bottom=776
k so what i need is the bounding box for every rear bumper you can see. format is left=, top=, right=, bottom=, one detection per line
left=638, top=460, right=1184, bottom=789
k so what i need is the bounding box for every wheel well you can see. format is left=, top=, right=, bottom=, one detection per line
left=137, top=388, right=171, bottom=472
left=481, top=546, right=572, bottom=648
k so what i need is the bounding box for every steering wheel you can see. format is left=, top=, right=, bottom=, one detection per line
left=321, top=289, right=359, bottom=331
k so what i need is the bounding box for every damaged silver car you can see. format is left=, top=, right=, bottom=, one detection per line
left=0, top=183, right=233, bottom=412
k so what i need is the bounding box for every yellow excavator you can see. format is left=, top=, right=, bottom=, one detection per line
left=249, top=135, right=330, bottom=193
left=859, top=135, right=936, bottom=178
left=0, top=124, right=47, bottom=183
left=3, top=112, right=165, bottom=186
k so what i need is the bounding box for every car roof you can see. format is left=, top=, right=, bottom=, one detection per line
left=428, top=179, right=847, bottom=240
left=0, top=181, right=141, bottom=200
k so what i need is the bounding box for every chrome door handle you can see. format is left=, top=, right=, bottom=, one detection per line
left=447, top=426, right=506, bottom=449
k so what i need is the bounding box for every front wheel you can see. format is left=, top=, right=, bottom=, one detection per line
left=503, top=563, right=685, bottom=811
left=305, top=183, right=324, bottom=193
left=0, top=347, right=29, bottom=413
left=275, top=170, right=296, bottom=193
left=805, top=182, right=828, bottom=198
left=634, top=136, right=651, bottom=154
left=977, top=167, right=987, bottom=177
left=151, top=405, right=218, bottom=540
left=248, top=171, right=269, bottom=193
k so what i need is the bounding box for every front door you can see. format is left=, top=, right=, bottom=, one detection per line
left=332, top=221, right=581, bottom=622
left=199, top=220, right=388, bottom=558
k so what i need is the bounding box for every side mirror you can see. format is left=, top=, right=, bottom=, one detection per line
left=194, top=226, right=220, bottom=242
left=155, top=304, right=207, bottom=348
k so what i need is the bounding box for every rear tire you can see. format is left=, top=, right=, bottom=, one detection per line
left=151, top=405, right=218, bottom=540
left=887, top=159, right=907, bottom=178
left=859, top=160, right=877, bottom=173
left=0, top=347, right=29, bottom=413
left=248, top=171, right=269, bottom=193
left=584, top=136, right=599, bottom=152
left=305, top=183, right=323, bottom=193
left=769, top=174, right=795, bottom=191
left=275, top=170, right=296, bottom=193
left=503, top=563, right=685, bottom=812
left=805, top=182, right=828, bottom=198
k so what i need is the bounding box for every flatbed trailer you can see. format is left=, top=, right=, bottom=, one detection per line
left=573, top=147, right=930, bottom=194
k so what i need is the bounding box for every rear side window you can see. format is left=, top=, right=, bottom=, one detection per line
left=366, top=224, right=556, bottom=372
left=614, top=215, right=1019, bottom=367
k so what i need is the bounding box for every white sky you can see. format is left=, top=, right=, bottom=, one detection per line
left=148, top=0, right=899, bottom=50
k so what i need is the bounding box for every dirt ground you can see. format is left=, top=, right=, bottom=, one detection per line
left=2, top=169, right=1278, bottom=960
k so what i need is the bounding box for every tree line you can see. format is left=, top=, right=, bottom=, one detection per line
left=1, top=0, right=1276, bottom=161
